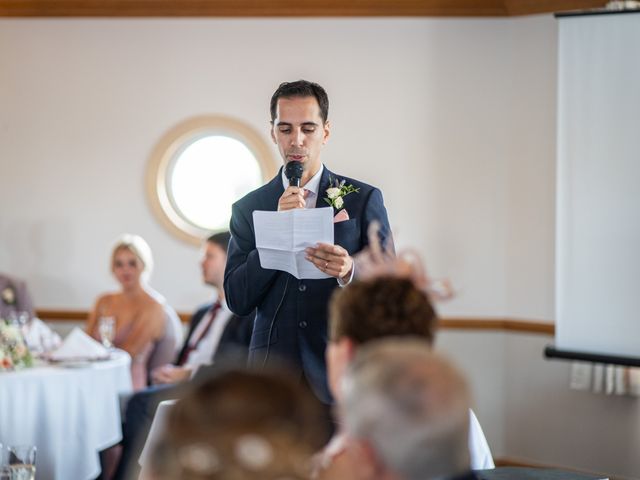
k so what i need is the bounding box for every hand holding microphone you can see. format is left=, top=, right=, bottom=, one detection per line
left=278, top=161, right=306, bottom=211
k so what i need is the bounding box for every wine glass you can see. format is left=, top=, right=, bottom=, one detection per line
left=98, top=316, right=116, bottom=349
left=7, top=445, right=36, bottom=480
left=0, top=443, right=7, bottom=480
left=16, top=311, right=32, bottom=341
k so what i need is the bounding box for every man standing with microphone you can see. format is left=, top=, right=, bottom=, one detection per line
left=224, top=80, right=392, bottom=403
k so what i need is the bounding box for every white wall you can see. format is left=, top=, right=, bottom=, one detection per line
left=3, top=15, right=636, bottom=479
left=0, top=16, right=556, bottom=316
left=505, top=333, right=640, bottom=479
left=440, top=330, right=640, bottom=479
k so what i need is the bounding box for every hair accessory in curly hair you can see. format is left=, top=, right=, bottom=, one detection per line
left=177, top=443, right=221, bottom=475
left=234, top=434, right=274, bottom=471
left=354, top=221, right=454, bottom=302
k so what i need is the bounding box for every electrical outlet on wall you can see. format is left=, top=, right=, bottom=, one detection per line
left=569, top=362, right=592, bottom=391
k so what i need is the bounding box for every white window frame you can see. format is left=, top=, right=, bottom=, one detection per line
left=146, top=116, right=277, bottom=245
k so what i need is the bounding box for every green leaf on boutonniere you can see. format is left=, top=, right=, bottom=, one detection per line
left=324, top=176, right=359, bottom=210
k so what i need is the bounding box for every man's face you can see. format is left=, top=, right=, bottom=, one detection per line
left=271, top=96, right=330, bottom=181
left=200, top=242, right=227, bottom=290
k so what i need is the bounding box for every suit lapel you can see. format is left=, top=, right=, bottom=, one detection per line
left=318, top=165, right=335, bottom=211
left=264, top=167, right=285, bottom=211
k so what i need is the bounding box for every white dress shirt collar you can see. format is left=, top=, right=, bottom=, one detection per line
left=281, top=164, right=324, bottom=197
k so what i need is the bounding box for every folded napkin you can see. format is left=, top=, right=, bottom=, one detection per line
left=48, top=327, right=109, bottom=361
left=23, top=318, right=62, bottom=353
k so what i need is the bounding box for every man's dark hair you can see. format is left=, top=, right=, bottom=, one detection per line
left=270, top=80, right=329, bottom=124
left=329, top=276, right=438, bottom=346
left=207, top=231, right=231, bottom=252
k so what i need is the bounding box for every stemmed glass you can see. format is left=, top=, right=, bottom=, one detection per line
left=98, top=316, right=116, bottom=349
left=7, top=445, right=36, bottom=480
left=0, top=443, right=8, bottom=480
left=6, top=310, right=33, bottom=348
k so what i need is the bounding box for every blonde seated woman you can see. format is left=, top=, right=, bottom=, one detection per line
left=87, top=234, right=176, bottom=391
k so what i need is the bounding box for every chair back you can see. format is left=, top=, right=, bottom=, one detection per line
left=146, top=304, right=184, bottom=378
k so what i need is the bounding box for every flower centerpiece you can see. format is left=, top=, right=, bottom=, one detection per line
left=0, top=319, right=33, bottom=371
left=324, top=177, right=359, bottom=210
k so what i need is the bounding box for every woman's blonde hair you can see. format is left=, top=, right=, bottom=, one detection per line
left=111, top=233, right=154, bottom=283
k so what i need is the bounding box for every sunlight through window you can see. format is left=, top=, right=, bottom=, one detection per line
left=170, top=136, right=263, bottom=231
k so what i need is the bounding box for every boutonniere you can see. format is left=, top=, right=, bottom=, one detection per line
left=1, top=287, right=16, bottom=306
left=324, top=177, right=359, bottom=210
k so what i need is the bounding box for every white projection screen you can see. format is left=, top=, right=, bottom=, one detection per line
left=556, top=11, right=640, bottom=360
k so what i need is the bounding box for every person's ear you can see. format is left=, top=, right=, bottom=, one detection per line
left=344, top=337, right=357, bottom=362
left=323, top=120, right=331, bottom=144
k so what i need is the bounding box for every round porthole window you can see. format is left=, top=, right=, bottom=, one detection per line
left=147, top=116, right=277, bottom=245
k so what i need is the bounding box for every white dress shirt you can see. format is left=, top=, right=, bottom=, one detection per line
left=281, top=163, right=354, bottom=285
left=315, top=409, right=494, bottom=472
left=281, top=163, right=324, bottom=208
left=184, top=300, right=233, bottom=371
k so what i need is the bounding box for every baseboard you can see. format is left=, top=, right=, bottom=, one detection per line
left=495, top=457, right=621, bottom=480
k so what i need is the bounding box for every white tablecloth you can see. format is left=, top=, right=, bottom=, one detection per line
left=0, top=351, right=133, bottom=480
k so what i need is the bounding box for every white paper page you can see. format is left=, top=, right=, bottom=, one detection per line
left=253, top=208, right=334, bottom=279
left=253, top=210, right=294, bottom=250
left=294, top=251, right=332, bottom=279
left=256, top=248, right=299, bottom=277
left=293, top=207, right=334, bottom=250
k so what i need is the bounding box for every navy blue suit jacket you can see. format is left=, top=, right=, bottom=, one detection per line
left=224, top=165, right=392, bottom=403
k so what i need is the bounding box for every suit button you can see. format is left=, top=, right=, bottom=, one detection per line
left=298, top=283, right=307, bottom=292
left=299, top=321, right=308, bottom=328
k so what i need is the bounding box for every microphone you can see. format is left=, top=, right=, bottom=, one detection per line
left=284, top=161, right=303, bottom=187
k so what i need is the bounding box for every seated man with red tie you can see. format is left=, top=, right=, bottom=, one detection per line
left=113, top=231, right=254, bottom=480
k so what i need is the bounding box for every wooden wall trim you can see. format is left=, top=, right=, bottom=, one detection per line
left=35, top=309, right=554, bottom=335
left=504, top=0, right=604, bottom=15
left=0, top=0, right=606, bottom=17
left=440, top=318, right=555, bottom=335
left=35, top=309, right=192, bottom=324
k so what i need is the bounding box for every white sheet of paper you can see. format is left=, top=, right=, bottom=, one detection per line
left=253, top=207, right=334, bottom=279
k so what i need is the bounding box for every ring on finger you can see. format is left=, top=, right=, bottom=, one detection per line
left=324, top=261, right=329, bottom=270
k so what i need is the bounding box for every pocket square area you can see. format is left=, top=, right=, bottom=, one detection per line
left=333, top=209, right=350, bottom=223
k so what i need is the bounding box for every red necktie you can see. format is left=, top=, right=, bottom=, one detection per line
left=177, top=301, right=221, bottom=366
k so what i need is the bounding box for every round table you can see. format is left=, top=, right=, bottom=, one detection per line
left=0, top=351, right=133, bottom=480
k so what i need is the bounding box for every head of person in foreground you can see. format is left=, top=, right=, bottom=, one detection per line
left=341, top=338, right=472, bottom=480
left=148, top=367, right=328, bottom=480
left=327, top=275, right=438, bottom=403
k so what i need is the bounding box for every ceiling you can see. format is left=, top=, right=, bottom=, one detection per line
left=0, top=0, right=607, bottom=17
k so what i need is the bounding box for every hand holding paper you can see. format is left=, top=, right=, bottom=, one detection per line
left=253, top=207, right=334, bottom=279
left=305, top=243, right=353, bottom=280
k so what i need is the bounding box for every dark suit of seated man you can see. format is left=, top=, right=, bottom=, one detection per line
left=113, top=232, right=254, bottom=480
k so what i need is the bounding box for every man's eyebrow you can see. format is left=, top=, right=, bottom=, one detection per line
left=275, top=121, right=320, bottom=127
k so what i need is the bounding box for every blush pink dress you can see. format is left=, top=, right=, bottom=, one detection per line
left=113, top=321, right=155, bottom=391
